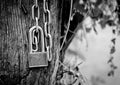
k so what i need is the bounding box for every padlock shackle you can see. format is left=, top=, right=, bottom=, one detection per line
left=29, top=26, right=45, bottom=53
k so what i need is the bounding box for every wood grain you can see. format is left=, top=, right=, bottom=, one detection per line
left=0, top=0, right=60, bottom=85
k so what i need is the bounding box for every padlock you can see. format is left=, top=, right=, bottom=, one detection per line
left=29, top=26, right=48, bottom=68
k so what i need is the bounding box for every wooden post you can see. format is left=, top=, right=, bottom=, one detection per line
left=0, top=0, right=61, bottom=85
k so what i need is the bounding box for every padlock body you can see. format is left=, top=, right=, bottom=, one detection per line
left=29, top=52, right=48, bottom=67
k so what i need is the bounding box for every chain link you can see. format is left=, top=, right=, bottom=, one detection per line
left=43, top=0, right=52, bottom=61
left=43, top=0, right=47, bottom=12
left=35, top=17, right=39, bottom=32
left=43, top=0, right=51, bottom=37
left=32, top=29, right=39, bottom=44
left=33, top=36, right=38, bottom=51
left=47, top=46, right=52, bottom=61
left=47, top=34, right=52, bottom=48
left=32, top=0, right=40, bottom=20
left=35, top=0, right=38, bottom=7
left=44, top=22, right=48, bottom=37
left=32, top=17, right=39, bottom=45
left=31, top=0, right=41, bottom=52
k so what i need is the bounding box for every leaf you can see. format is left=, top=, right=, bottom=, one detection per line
left=108, top=70, right=114, bottom=77
left=86, top=28, right=91, bottom=33
left=110, top=46, right=115, bottom=54
left=118, top=30, right=120, bottom=35
left=112, top=29, right=116, bottom=34
left=68, top=71, right=74, bottom=75
left=110, top=64, right=118, bottom=70
left=106, top=20, right=116, bottom=26
left=111, top=38, right=116, bottom=45
left=113, top=65, right=118, bottom=70
left=93, top=27, right=98, bottom=34
left=107, top=56, right=113, bottom=63
left=73, top=0, right=87, bottom=14
left=99, top=20, right=106, bottom=29
left=91, top=7, right=103, bottom=20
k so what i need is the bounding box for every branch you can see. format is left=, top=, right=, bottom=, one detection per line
left=51, top=49, right=60, bottom=85
left=62, top=23, right=82, bottom=52
left=60, top=0, right=73, bottom=50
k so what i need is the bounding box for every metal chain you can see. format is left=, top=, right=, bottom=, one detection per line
left=43, top=0, right=51, bottom=37
left=43, top=0, right=52, bottom=61
left=35, top=0, right=38, bottom=7
left=31, top=0, right=40, bottom=51
left=32, top=0, right=40, bottom=20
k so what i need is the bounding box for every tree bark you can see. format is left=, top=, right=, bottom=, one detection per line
left=0, top=0, right=60, bottom=85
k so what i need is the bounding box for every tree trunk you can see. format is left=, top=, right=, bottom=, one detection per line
left=0, top=0, right=61, bottom=85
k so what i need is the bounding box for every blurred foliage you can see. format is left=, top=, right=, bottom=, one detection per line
left=60, top=0, right=120, bottom=84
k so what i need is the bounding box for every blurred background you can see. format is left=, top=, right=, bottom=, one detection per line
left=67, top=23, right=120, bottom=85
left=63, top=0, right=120, bottom=85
